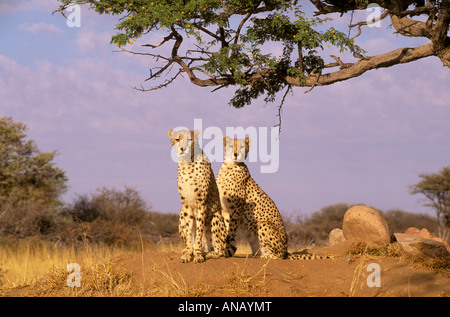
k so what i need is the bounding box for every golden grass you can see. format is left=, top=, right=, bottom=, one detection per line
left=348, top=254, right=368, bottom=297
left=346, top=241, right=450, bottom=278
left=0, top=237, right=138, bottom=296
left=0, top=238, right=75, bottom=289
left=0, top=237, right=237, bottom=297
left=228, top=256, right=270, bottom=295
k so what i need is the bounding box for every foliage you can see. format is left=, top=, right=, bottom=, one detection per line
left=55, top=0, right=450, bottom=113
left=0, top=116, right=67, bottom=225
left=410, top=166, right=450, bottom=227
left=54, top=0, right=366, bottom=108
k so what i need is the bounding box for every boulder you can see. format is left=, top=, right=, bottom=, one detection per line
left=329, top=228, right=346, bottom=246
left=404, top=227, right=450, bottom=252
left=342, top=205, right=390, bottom=246
left=394, top=233, right=450, bottom=259
left=404, top=227, right=432, bottom=238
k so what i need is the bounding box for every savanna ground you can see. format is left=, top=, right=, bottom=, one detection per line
left=1, top=234, right=449, bottom=298
left=0, top=200, right=449, bottom=298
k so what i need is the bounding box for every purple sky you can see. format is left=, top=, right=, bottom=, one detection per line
left=1, top=0, right=449, bottom=218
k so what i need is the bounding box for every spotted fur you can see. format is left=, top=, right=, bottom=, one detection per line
left=168, top=129, right=227, bottom=263
left=216, top=136, right=332, bottom=260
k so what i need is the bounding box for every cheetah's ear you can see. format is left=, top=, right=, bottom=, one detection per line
left=245, top=137, right=252, bottom=148
left=168, top=129, right=174, bottom=139
left=193, top=129, right=201, bottom=140
left=223, top=136, right=232, bottom=147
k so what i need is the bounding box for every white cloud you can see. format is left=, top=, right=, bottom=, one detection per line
left=74, top=30, right=111, bottom=54
left=19, top=22, right=63, bottom=35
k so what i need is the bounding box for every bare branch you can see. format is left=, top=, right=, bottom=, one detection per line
left=114, top=48, right=170, bottom=61
left=142, top=33, right=175, bottom=49
left=329, top=55, right=349, bottom=69
left=349, top=10, right=390, bottom=40
left=190, top=67, right=218, bottom=79
left=133, top=69, right=183, bottom=92
left=196, top=26, right=221, bottom=41
left=234, top=11, right=253, bottom=45
left=298, top=43, right=304, bottom=74
left=273, top=85, right=291, bottom=134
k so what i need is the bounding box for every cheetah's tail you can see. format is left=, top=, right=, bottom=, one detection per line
left=287, top=253, right=333, bottom=260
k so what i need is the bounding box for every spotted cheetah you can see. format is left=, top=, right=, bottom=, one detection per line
left=168, top=129, right=227, bottom=263
left=216, top=136, right=331, bottom=260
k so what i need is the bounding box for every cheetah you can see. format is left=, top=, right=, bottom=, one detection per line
left=168, top=129, right=227, bottom=263
left=216, top=136, right=331, bottom=260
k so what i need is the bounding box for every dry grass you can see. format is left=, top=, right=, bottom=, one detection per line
left=0, top=237, right=217, bottom=297
left=408, top=256, right=450, bottom=278
left=0, top=238, right=137, bottom=296
left=348, top=255, right=368, bottom=297
left=3, top=236, right=448, bottom=297
left=347, top=242, right=403, bottom=258
left=149, top=261, right=211, bottom=297
left=0, top=238, right=77, bottom=290
left=346, top=241, right=450, bottom=278
left=228, top=256, right=270, bottom=295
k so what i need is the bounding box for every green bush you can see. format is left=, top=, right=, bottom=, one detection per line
left=0, top=116, right=67, bottom=208
left=0, top=116, right=67, bottom=238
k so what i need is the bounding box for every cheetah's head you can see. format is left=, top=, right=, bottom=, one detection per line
left=168, top=129, right=201, bottom=162
left=223, top=136, right=252, bottom=163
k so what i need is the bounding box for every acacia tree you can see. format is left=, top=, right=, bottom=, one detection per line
left=54, top=0, right=449, bottom=114
left=410, top=166, right=450, bottom=227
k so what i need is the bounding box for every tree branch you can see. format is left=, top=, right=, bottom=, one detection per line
left=286, top=43, right=435, bottom=87
left=390, top=14, right=432, bottom=38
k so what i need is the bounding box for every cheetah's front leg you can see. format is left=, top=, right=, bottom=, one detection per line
left=192, top=205, right=207, bottom=263
left=205, top=208, right=227, bottom=259
left=223, top=207, right=241, bottom=257
left=179, top=205, right=194, bottom=263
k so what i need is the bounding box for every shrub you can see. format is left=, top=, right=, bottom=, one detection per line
left=286, top=203, right=350, bottom=246
left=382, top=209, right=438, bottom=234
left=66, top=218, right=136, bottom=246
left=66, top=193, right=99, bottom=222
left=142, top=211, right=178, bottom=236
left=60, top=187, right=180, bottom=246
left=0, top=200, right=61, bottom=237
left=64, top=186, right=150, bottom=226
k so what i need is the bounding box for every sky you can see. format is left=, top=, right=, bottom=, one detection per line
left=0, top=0, right=449, bottom=218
